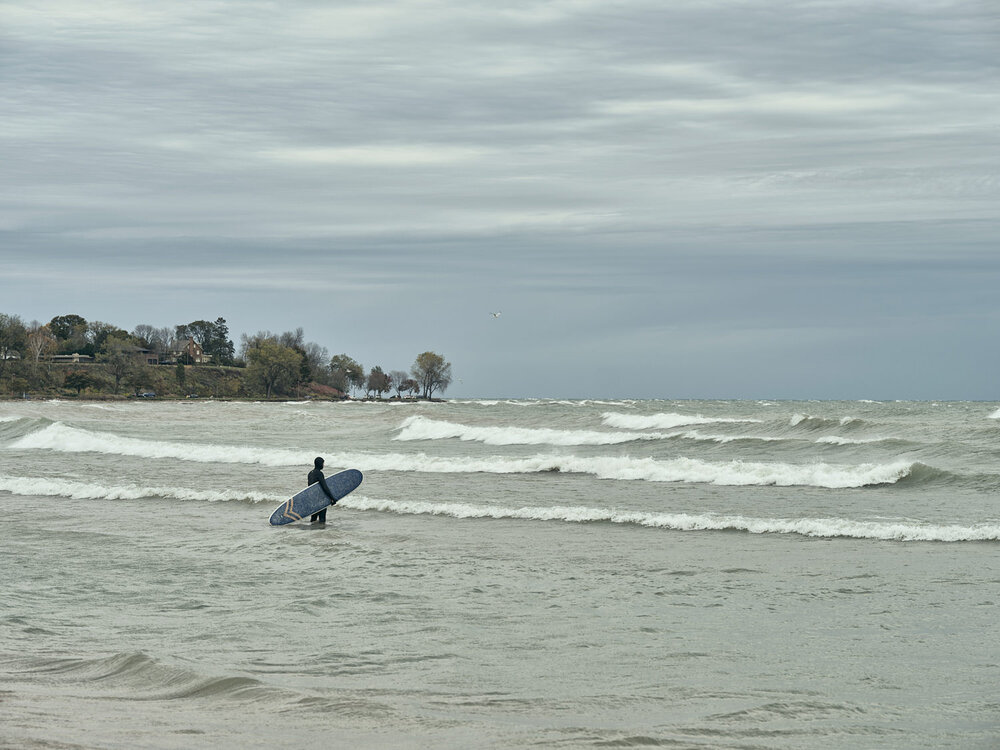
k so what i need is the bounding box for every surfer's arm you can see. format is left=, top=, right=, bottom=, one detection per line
left=319, top=476, right=336, bottom=504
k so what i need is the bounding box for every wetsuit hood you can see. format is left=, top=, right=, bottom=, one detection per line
left=314, top=457, right=324, bottom=469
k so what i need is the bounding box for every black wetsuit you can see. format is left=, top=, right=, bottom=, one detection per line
left=308, top=468, right=336, bottom=523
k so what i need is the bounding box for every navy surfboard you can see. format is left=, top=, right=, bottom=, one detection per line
left=268, top=469, right=363, bottom=525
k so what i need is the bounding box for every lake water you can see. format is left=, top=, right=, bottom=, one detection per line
left=1, top=398, right=998, bottom=748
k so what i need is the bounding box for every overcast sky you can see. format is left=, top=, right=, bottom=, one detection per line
left=2, top=1, right=998, bottom=399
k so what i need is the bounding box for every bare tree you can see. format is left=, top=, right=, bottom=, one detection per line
left=26, top=322, right=56, bottom=364
left=389, top=370, right=409, bottom=398
left=302, top=342, right=330, bottom=384
left=240, top=331, right=277, bottom=361
left=278, top=328, right=305, bottom=349
left=132, top=324, right=156, bottom=348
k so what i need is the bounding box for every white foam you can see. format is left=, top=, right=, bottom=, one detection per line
left=11, top=422, right=918, bottom=487
left=394, top=415, right=666, bottom=446
left=603, top=412, right=761, bottom=430
left=2, top=469, right=990, bottom=540
left=989, top=408, right=1000, bottom=420
left=562, top=399, right=632, bottom=407
left=676, top=430, right=784, bottom=444
left=816, top=436, right=885, bottom=446
left=460, top=399, right=631, bottom=408
left=11, top=422, right=310, bottom=466
left=386, top=454, right=916, bottom=488
left=345, top=453, right=914, bottom=489
left=339, top=496, right=1000, bottom=542
left=396, top=417, right=787, bottom=447
left=0, top=474, right=282, bottom=504
left=0, top=415, right=24, bottom=423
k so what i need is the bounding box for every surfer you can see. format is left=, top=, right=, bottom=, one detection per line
left=308, top=456, right=337, bottom=523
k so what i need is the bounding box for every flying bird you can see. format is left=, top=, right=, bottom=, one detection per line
left=490, top=311, right=501, bottom=318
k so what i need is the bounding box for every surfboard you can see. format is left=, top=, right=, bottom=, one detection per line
left=268, top=469, right=363, bottom=526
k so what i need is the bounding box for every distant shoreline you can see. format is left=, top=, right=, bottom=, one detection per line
left=0, top=395, right=448, bottom=403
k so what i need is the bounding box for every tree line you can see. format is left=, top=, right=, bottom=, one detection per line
left=0, top=312, right=453, bottom=400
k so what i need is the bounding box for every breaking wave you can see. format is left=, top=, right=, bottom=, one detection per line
left=8, top=423, right=941, bottom=488
left=340, top=497, right=1000, bottom=542
left=789, top=414, right=866, bottom=431
left=0, top=474, right=282, bottom=504
left=10, top=422, right=310, bottom=466
left=394, top=415, right=668, bottom=446
left=0, top=467, right=990, bottom=539
left=602, top=412, right=762, bottom=430
left=347, top=455, right=926, bottom=488
left=395, top=417, right=796, bottom=447
left=674, top=430, right=785, bottom=445
left=815, top=435, right=893, bottom=446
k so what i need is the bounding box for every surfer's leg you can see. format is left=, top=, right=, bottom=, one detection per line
left=311, top=508, right=327, bottom=523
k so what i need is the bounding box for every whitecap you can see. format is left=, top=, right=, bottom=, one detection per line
left=0, top=473, right=283, bottom=504
left=394, top=415, right=666, bottom=446
left=340, top=496, right=1000, bottom=542
left=10, top=422, right=309, bottom=466
left=603, top=412, right=761, bottom=430
left=816, top=436, right=886, bottom=446
left=10, top=422, right=923, bottom=488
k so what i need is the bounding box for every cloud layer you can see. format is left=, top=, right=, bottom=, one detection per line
left=2, top=0, right=998, bottom=397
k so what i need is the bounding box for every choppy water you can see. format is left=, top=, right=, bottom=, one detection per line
left=1, top=398, right=998, bottom=748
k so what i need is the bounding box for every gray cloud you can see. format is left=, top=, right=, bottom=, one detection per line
left=2, top=0, right=998, bottom=397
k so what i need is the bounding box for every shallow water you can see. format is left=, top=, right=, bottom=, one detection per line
left=1, top=399, right=998, bottom=748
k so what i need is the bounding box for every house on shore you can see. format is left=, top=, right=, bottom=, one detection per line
left=164, top=339, right=211, bottom=365
left=50, top=353, right=95, bottom=364
left=124, top=346, right=159, bottom=366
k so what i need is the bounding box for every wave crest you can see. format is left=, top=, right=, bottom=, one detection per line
left=339, top=497, right=1000, bottom=542
left=815, top=435, right=890, bottom=446
left=789, top=414, right=866, bottom=431
left=11, top=422, right=309, bottom=466
left=0, top=474, right=282, bottom=504
left=602, top=412, right=761, bottom=430
left=8, top=423, right=937, bottom=488
left=395, top=415, right=665, bottom=446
